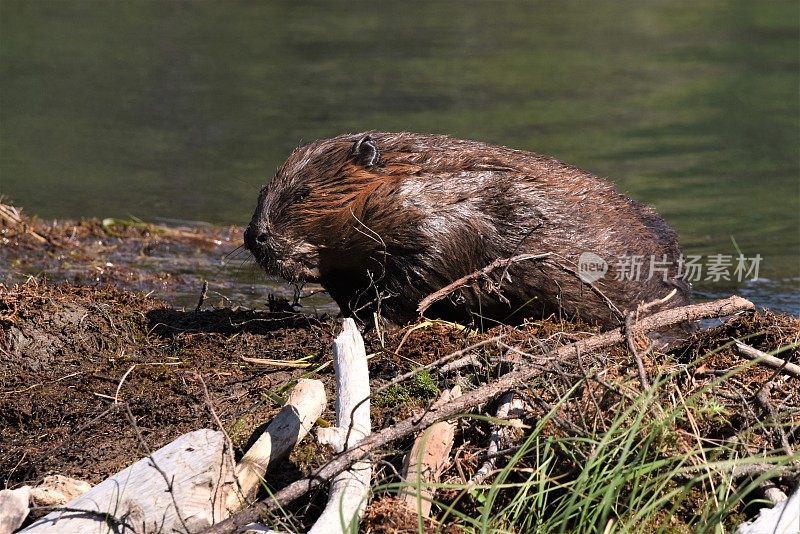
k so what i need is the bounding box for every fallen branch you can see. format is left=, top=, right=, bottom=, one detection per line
left=204, top=295, right=754, bottom=534
left=309, top=319, right=372, bottom=534
left=734, top=341, right=800, bottom=379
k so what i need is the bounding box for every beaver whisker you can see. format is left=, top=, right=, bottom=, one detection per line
left=222, top=244, right=249, bottom=262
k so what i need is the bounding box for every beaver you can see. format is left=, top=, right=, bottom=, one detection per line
left=245, top=132, right=690, bottom=329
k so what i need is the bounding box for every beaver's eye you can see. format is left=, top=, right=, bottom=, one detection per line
left=293, top=188, right=310, bottom=203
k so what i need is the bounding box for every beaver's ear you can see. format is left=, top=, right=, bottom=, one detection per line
left=350, top=135, right=380, bottom=168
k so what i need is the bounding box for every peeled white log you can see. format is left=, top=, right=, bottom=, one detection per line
left=310, top=319, right=372, bottom=534
left=737, top=486, right=799, bottom=534
left=0, top=486, right=30, bottom=534
left=400, top=386, right=461, bottom=517
left=225, top=378, right=326, bottom=513
left=22, top=429, right=233, bottom=533
left=29, top=475, right=92, bottom=508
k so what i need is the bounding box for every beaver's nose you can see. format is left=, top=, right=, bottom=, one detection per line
left=244, top=224, right=269, bottom=255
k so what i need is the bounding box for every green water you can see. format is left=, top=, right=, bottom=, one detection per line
left=1, top=1, right=798, bottom=313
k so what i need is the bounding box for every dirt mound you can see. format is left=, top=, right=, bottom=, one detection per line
left=0, top=280, right=334, bottom=487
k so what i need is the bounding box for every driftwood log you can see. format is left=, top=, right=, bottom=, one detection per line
left=23, top=429, right=233, bottom=533
left=205, top=296, right=754, bottom=534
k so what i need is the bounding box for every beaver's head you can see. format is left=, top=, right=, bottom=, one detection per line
left=244, top=133, right=392, bottom=285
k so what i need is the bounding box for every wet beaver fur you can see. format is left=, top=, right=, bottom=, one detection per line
left=245, top=132, right=690, bottom=329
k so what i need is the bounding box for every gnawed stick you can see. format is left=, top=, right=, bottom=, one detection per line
left=440, top=353, right=483, bottom=374
left=205, top=295, right=754, bottom=534
left=225, top=379, right=326, bottom=514
left=309, top=319, right=372, bottom=534
left=400, top=386, right=461, bottom=517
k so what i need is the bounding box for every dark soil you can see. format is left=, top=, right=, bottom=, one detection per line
left=2, top=204, right=799, bottom=532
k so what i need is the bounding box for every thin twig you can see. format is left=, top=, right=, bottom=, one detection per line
left=114, top=365, right=137, bottom=404
left=624, top=290, right=678, bottom=391
left=29, top=505, right=132, bottom=532
left=626, top=311, right=651, bottom=391
left=114, top=362, right=182, bottom=404
left=196, top=373, right=239, bottom=511
left=375, top=336, right=502, bottom=394
left=754, top=385, right=795, bottom=457
left=640, top=288, right=678, bottom=313
left=734, top=341, right=800, bottom=378
left=417, top=254, right=551, bottom=315
left=196, top=280, right=209, bottom=311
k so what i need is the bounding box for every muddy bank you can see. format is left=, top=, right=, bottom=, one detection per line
left=0, top=279, right=520, bottom=528
left=2, top=205, right=799, bottom=531
left=0, top=204, right=336, bottom=313
left=2, top=278, right=798, bottom=529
